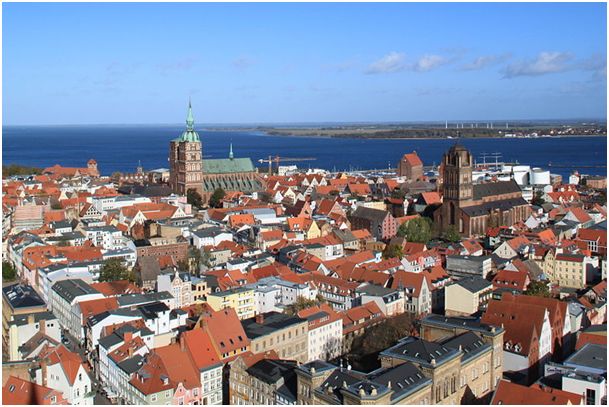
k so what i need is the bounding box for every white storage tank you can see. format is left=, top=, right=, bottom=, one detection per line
left=512, top=170, right=529, bottom=185
left=531, top=168, right=551, bottom=185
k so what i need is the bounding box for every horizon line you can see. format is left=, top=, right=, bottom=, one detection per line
left=3, top=117, right=607, bottom=128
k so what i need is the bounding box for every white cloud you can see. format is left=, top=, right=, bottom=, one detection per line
left=503, top=51, right=572, bottom=78
left=461, top=54, right=510, bottom=71
left=412, top=54, right=448, bottom=72
left=579, top=54, right=607, bottom=80
left=365, top=52, right=407, bottom=74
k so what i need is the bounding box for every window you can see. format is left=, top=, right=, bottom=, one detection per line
left=586, top=389, right=596, bottom=405
left=151, top=395, right=158, bottom=402
left=165, top=391, right=171, bottom=398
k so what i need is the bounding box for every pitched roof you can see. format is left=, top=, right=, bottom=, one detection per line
left=154, top=342, right=201, bottom=390
left=38, top=344, right=85, bottom=385
left=78, top=297, right=119, bottom=322
left=350, top=206, right=390, bottom=223
left=200, top=308, right=250, bottom=358
left=182, top=329, right=223, bottom=370
left=420, top=191, right=441, bottom=205
left=491, top=380, right=582, bottom=405
left=228, top=213, right=256, bottom=228
left=3, top=376, right=67, bottom=405
left=482, top=300, right=546, bottom=356
left=390, top=271, right=427, bottom=295
left=566, top=207, right=592, bottom=224
left=492, top=269, right=529, bottom=291
left=472, top=180, right=521, bottom=200
left=402, top=152, right=423, bottom=167
left=89, top=280, right=142, bottom=297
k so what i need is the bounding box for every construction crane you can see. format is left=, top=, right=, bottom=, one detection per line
left=258, top=155, right=316, bottom=174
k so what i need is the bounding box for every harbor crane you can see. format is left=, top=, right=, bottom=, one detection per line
left=258, top=155, right=316, bottom=174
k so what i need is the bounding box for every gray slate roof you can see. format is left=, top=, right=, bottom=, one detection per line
left=51, top=279, right=99, bottom=302
left=453, top=276, right=492, bottom=293
left=473, top=180, right=521, bottom=200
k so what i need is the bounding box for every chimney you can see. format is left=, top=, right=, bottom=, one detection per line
left=256, top=314, right=264, bottom=325
left=128, top=346, right=134, bottom=357
left=39, top=319, right=46, bottom=336
left=40, top=360, right=48, bottom=387
left=124, top=332, right=133, bottom=343
left=179, top=334, right=186, bottom=352
left=27, top=314, right=35, bottom=325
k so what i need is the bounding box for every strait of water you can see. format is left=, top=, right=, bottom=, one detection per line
left=2, top=125, right=607, bottom=179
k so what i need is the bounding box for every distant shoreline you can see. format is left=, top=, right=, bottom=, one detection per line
left=253, top=128, right=607, bottom=140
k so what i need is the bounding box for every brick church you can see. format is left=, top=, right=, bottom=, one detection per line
left=169, top=102, right=264, bottom=202
left=434, top=144, right=530, bottom=237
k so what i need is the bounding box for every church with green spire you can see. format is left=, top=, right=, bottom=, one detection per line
left=169, top=102, right=263, bottom=201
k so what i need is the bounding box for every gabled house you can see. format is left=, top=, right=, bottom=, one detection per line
left=34, top=344, right=94, bottom=405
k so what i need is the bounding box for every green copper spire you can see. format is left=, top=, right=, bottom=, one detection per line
left=179, top=99, right=200, bottom=142
left=186, top=99, right=194, bottom=131
left=229, top=142, right=234, bottom=160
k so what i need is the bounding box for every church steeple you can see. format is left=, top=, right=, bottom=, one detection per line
left=229, top=142, right=234, bottom=160
left=186, top=98, right=194, bottom=131
left=179, top=99, right=200, bottom=142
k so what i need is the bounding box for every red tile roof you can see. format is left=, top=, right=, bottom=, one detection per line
left=38, top=344, right=85, bottom=386
left=182, top=329, right=222, bottom=369
left=90, top=280, right=142, bottom=297
left=402, top=152, right=423, bottom=167
left=420, top=191, right=441, bottom=205
left=78, top=297, right=119, bottom=322
left=199, top=308, right=250, bottom=359
left=3, top=376, right=67, bottom=405
left=390, top=271, right=427, bottom=296
left=154, top=342, right=201, bottom=390
left=492, top=269, right=530, bottom=291
left=491, top=380, right=582, bottom=405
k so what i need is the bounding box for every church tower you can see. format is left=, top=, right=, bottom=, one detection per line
left=439, top=144, right=473, bottom=233
left=169, top=101, right=203, bottom=195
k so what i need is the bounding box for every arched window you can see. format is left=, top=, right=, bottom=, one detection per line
left=450, top=202, right=456, bottom=225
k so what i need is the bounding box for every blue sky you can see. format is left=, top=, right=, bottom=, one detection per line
left=3, top=2, right=607, bottom=125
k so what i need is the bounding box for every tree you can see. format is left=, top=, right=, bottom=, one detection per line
left=187, top=188, right=203, bottom=209
left=284, top=295, right=325, bottom=315
left=200, top=248, right=212, bottom=269
left=99, top=258, right=132, bottom=282
left=531, top=190, right=545, bottom=207
left=390, top=188, right=406, bottom=200
left=444, top=225, right=461, bottom=242
left=2, top=261, right=16, bottom=281
left=398, top=217, right=432, bottom=244
left=188, top=246, right=201, bottom=275
left=208, top=188, right=225, bottom=208
left=2, top=164, right=42, bottom=176
left=348, top=312, right=415, bottom=371
left=382, top=244, right=403, bottom=260
left=397, top=221, right=409, bottom=238
left=525, top=280, right=551, bottom=298
left=177, top=259, right=190, bottom=272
